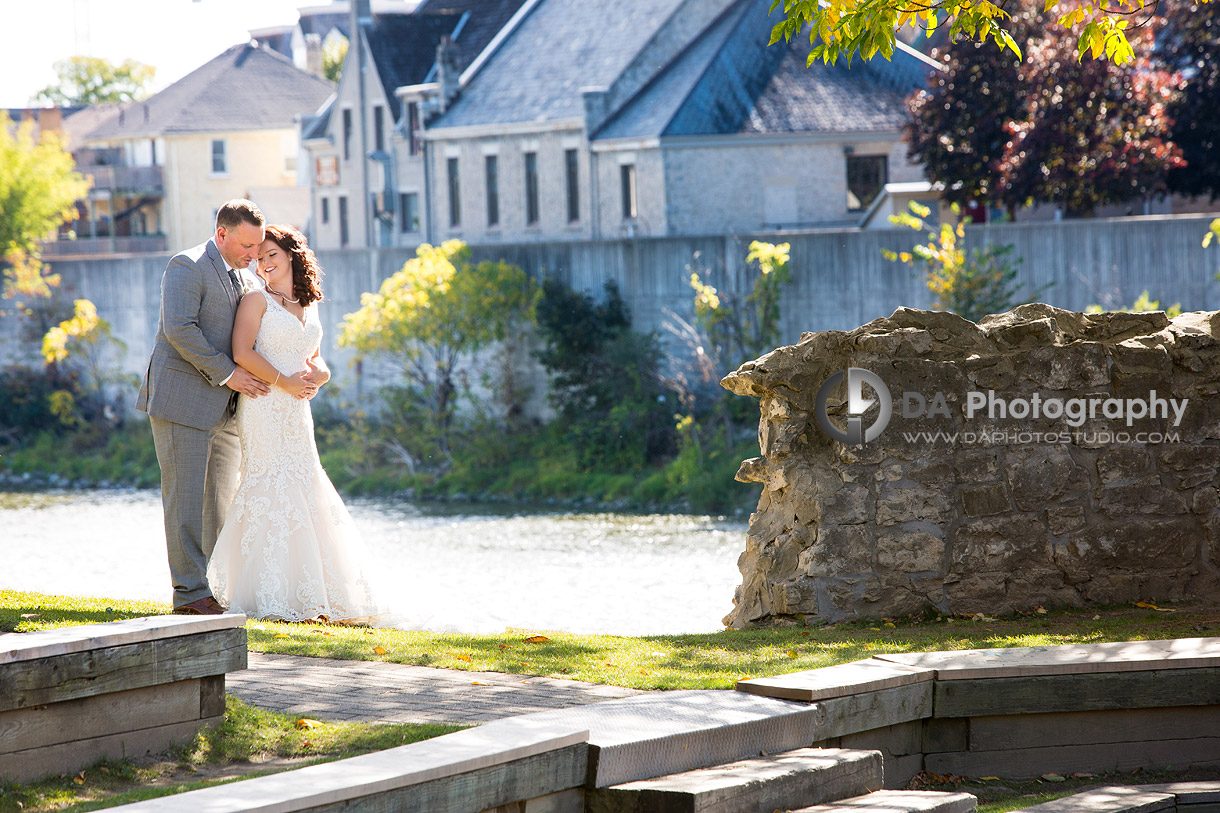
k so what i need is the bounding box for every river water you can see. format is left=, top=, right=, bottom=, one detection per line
left=0, top=489, right=747, bottom=635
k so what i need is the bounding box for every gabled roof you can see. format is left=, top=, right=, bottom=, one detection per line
left=428, top=0, right=691, bottom=130
left=84, top=43, right=335, bottom=140
left=365, top=12, right=462, bottom=120
left=595, top=0, right=936, bottom=141
left=415, top=0, right=529, bottom=70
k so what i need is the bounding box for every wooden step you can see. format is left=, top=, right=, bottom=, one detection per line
left=585, top=747, right=882, bottom=813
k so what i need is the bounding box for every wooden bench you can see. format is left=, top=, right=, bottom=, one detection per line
left=0, top=614, right=246, bottom=782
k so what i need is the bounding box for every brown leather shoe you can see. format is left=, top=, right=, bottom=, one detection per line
left=173, top=596, right=225, bottom=615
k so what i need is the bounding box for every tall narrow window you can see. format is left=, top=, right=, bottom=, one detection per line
left=400, top=192, right=420, bottom=232
left=406, top=102, right=420, bottom=156
left=485, top=155, right=500, bottom=227
left=338, top=196, right=349, bottom=246
left=447, top=157, right=461, bottom=227
left=321, top=197, right=330, bottom=224
left=342, top=109, right=353, bottom=161
left=524, top=151, right=539, bottom=225
left=565, top=148, right=579, bottom=223
left=373, top=105, right=385, bottom=152
left=846, top=154, right=887, bottom=211
left=620, top=163, right=637, bottom=220
left=211, top=139, right=226, bottom=174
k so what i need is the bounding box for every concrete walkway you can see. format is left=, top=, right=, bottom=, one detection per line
left=227, top=652, right=644, bottom=726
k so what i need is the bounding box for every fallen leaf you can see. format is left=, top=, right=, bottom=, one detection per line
left=980, top=776, right=1000, bottom=781
left=73, top=770, right=86, bottom=785
left=311, top=630, right=333, bottom=636
left=604, top=662, right=616, bottom=667
left=456, top=654, right=472, bottom=663
left=1155, top=607, right=1178, bottom=613
left=524, top=635, right=550, bottom=643
left=1135, top=601, right=1159, bottom=610
left=19, top=613, right=40, bottom=620
left=295, top=718, right=322, bottom=730
left=868, top=627, right=881, bottom=631
left=1041, top=774, right=1066, bottom=782
left=787, top=649, right=799, bottom=658
left=1071, top=772, right=1096, bottom=779
left=301, top=740, right=312, bottom=747
left=274, top=634, right=289, bottom=639
left=1092, top=615, right=1101, bottom=620
left=1034, top=606, right=1047, bottom=614
left=373, top=646, right=388, bottom=655
left=471, top=680, right=490, bottom=686
left=883, top=622, right=896, bottom=628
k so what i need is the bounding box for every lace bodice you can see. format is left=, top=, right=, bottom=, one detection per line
left=236, top=292, right=323, bottom=482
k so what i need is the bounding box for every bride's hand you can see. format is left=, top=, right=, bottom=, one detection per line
left=281, top=372, right=319, bottom=400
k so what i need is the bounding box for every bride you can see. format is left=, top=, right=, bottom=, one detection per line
left=207, top=224, right=384, bottom=624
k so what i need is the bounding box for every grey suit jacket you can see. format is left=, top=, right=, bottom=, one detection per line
left=136, top=240, right=253, bottom=431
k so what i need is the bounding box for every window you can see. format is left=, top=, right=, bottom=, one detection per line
left=485, top=155, right=500, bottom=227
left=373, top=105, right=385, bottom=153
left=565, top=148, right=579, bottom=223
left=447, top=157, right=461, bottom=227
left=400, top=192, right=420, bottom=233
left=342, top=108, right=353, bottom=161
left=847, top=154, right=887, bottom=211
left=321, top=197, right=330, bottom=224
left=211, top=139, right=226, bottom=174
left=620, top=163, right=637, bottom=220
left=406, top=102, right=420, bottom=156
left=338, top=196, right=349, bottom=247
left=524, top=151, right=539, bottom=225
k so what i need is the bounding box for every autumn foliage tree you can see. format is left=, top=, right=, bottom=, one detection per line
left=906, top=4, right=1183, bottom=217
left=32, top=57, right=154, bottom=107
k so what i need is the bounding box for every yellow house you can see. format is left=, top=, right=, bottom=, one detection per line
left=78, top=41, right=334, bottom=251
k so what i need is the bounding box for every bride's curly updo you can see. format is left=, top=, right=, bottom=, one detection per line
left=264, top=224, right=324, bottom=306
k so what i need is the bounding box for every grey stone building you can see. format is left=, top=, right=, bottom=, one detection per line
left=420, top=0, right=938, bottom=244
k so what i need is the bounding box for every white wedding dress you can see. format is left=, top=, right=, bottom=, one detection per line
left=207, top=290, right=384, bottom=623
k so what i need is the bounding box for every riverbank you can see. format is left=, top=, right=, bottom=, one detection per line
left=0, top=420, right=760, bottom=515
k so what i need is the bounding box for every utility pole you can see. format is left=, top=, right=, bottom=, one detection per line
left=352, top=0, right=372, bottom=248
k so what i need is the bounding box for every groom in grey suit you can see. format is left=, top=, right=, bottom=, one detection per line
left=136, top=199, right=272, bottom=614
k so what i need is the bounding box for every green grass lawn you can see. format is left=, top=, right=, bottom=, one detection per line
left=4, top=590, right=1219, bottom=812
left=4, top=590, right=1218, bottom=691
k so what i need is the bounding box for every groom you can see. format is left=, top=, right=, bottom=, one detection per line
left=136, top=199, right=272, bottom=614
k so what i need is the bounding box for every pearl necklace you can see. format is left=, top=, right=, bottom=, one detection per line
left=266, top=285, right=300, bottom=304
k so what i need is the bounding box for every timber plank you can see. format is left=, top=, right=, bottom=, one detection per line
left=0, top=715, right=221, bottom=783
left=200, top=675, right=225, bottom=719
left=0, top=678, right=202, bottom=755
left=736, top=659, right=934, bottom=702
left=925, top=737, right=1220, bottom=779
left=0, top=629, right=246, bottom=711
left=812, top=683, right=933, bottom=741
left=968, top=706, right=1220, bottom=751
left=1015, top=787, right=1174, bottom=813
left=0, top=615, right=245, bottom=665
left=932, top=667, right=1220, bottom=718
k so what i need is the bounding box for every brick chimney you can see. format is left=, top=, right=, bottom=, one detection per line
left=304, top=33, right=324, bottom=77
left=435, top=36, right=462, bottom=114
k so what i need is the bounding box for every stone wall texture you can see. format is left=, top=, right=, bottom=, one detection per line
left=723, top=303, right=1220, bottom=627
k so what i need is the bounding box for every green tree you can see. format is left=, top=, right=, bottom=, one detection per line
left=41, top=298, right=135, bottom=428
left=769, top=0, right=1178, bottom=67
left=883, top=202, right=1031, bottom=323
left=1086, top=290, right=1182, bottom=316
left=32, top=56, right=155, bottom=106
left=0, top=112, right=91, bottom=255
left=535, top=278, right=674, bottom=468
left=323, top=33, right=349, bottom=84
left=338, top=240, right=537, bottom=459
left=688, top=240, right=792, bottom=368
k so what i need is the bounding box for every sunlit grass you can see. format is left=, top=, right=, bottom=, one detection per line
left=5, top=590, right=1217, bottom=691
left=0, top=695, right=460, bottom=813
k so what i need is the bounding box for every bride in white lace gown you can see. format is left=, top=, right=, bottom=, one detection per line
left=207, top=225, right=384, bottom=623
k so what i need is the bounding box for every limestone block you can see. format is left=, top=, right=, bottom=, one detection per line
left=877, top=530, right=944, bottom=574
left=1004, top=446, right=1085, bottom=511
left=876, top=487, right=954, bottom=527
left=959, top=484, right=1010, bottom=517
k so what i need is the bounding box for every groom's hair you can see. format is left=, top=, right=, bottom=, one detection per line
left=216, top=199, right=266, bottom=231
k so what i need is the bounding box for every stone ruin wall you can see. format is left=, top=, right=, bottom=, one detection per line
left=723, top=303, right=1220, bottom=627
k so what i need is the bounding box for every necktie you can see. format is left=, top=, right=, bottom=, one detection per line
left=227, top=268, right=243, bottom=297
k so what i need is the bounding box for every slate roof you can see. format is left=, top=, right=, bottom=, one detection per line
left=429, top=0, right=691, bottom=130
left=366, top=12, right=463, bottom=120
left=85, top=43, right=335, bottom=140
left=415, top=0, right=528, bottom=69
left=596, top=0, right=936, bottom=141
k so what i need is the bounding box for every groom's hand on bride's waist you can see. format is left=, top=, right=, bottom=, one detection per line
left=226, top=367, right=271, bottom=398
